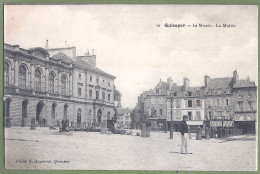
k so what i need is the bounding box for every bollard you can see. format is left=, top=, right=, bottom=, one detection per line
left=170, top=129, right=173, bottom=139
left=141, top=123, right=146, bottom=137
left=188, top=126, right=192, bottom=140
left=30, top=118, right=36, bottom=130
left=196, top=126, right=202, bottom=140
left=146, top=127, right=150, bottom=137
left=205, top=127, right=210, bottom=139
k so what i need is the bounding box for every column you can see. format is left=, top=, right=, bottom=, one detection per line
left=14, top=60, right=19, bottom=87
left=45, top=68, right=49, bottom=93
left=69, top=73, right=73, bottom=96
left=30, top=64, right=35, bottom=90
left=58, top=71, right=61, bottom=95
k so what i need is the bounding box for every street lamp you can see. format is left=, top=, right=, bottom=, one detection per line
left=169, top=93, right=174, bottom=139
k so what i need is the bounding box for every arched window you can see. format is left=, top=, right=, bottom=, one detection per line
left=19, top=65, right=26, bottom=89
left=77, top=108, right=82, bottom=125
left=61, top=75, right=67, bottom=95
left=4, top=62, right=10, bottom=86
left=49, top=72, right=55, bottom=93
left=35, top=69, right=41, bottom=91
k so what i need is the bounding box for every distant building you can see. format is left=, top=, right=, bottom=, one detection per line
left=3, top=41, right=116, bottom=127
left=116, top=108, right=132, bottom=128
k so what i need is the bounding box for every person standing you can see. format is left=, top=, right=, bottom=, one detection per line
left=179, top=115, right=192, bottom=154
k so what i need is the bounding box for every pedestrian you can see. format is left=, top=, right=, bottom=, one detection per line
left=179, top=115, right=192, bottom=154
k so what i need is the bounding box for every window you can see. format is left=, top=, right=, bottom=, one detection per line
left=196, top=111, right=201, bottom=120
left=35, top=69, right=41, bottom=91
left=238, top=101, right=243, bottom=111
left=188, top=112, right=192, bottom=120
left=49, top=73, right=55, bottom=93
left=78, top=88, right=82, bottom=96
left=4, top=62, right=10, bottom=86
left=96, top=91, right=99, bottom=99
left=248, top=101, right=253, bottom=111
left=90, top=76, right=92, bottom=82
left=96, top=78, right=99, bottom=84
left=188, top=91, right=192, bottom=96
left=196, top=100, right=201, bottom=107
left=103, top=79, right=105, bottom=84
left=19, top=65, right=26, bottom=89
left=173, top=92, right=177, bottom=96
left=78, top=74, right=81, bottom=80
left=108, top=82, right=110, bottom=87
left=217, top=99, right=220, bottom=106
left=160, top=109, right=163, bottom=116
left=238, top=92, right=243, bottom=98
left=217, top=89, right=222, bottom=94
left=102, top=92, right=105, bottom=100
left=176, top=100, right=181, bottom=108
left=89, top=90, right=92, bottom=98
left=61, top=75, right=67, bottom=95
left=226, top=99, right=229, bottom=106
left=188, top=100, right=192, bottom=107
left=108, top=94, right=111, bottom=101
left=156, top=89, right=160, bottom=94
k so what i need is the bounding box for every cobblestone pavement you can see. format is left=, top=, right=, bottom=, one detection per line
left=5, top=127, right=257, bottom=171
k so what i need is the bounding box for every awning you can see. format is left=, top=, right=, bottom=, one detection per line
left=210, top=121, right=234, bottom=127
left=210, top=121, right=222, bottom=127
left=186, top=121, right=204, bottom=126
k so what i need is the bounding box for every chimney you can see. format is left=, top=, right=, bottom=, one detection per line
left=167, top=76, right=173, bottom=90
left=233, top=70, right=239, bottom=84
left=45, top=40, right=49, bottom=50
left=204, top=75, right=210, bottom=88
left=247, top=76, right=250, bottom=82
left=92, top=49, right=95, bottom=55
left=183, top=77, right=190, bottom=91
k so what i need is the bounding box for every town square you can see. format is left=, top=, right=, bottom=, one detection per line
left=3, top=5, right=258, bottom=171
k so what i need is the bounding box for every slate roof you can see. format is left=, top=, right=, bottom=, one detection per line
left=52, top=52, right=73, bottom=64
left=233, top=80, right=256, bottom=88
left=155, top=81, right=169, bottom=90
left=28, top=47, right=50, bottom=56
left=207, top=77, right=233, bottom=89
left=75, top=58, right=115, bottom=79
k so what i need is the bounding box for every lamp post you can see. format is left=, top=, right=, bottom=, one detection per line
left=170, top=94, right=173, bottom=139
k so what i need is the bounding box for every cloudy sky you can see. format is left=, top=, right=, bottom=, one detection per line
left=4, top=5, right=258, bottom=108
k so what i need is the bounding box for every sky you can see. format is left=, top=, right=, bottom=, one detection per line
left=4, top=5, right=258, bottom=108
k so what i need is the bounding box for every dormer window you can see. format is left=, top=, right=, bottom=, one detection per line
left=156, top=89, right=160, bottom=94
left=173, top=92, right=177, bottom=96
left=89, top=76, right=92, bottom=82
left=188, top=91, right=192, bottom=96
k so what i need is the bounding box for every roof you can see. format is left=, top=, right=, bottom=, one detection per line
left=233, top=80, right=256, bottom=88
left=52, top=52, right=73, bottom=63
left=207, top=77, right=233, bottom=89
left=155, top=81, right=169, bottom=90
left=75, top=58, right=115, bottom=79
left=28, top=47, right=50, bottom=56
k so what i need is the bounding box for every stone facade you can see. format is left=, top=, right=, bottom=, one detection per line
left=3, top=42, right=116, bottom=127
left=138, top=70, right=257, bottom=133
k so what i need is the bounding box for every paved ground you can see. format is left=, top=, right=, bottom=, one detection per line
left=5, top=127, right=257, bottom=171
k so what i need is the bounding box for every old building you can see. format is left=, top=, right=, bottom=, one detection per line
left=138, top=77, right=173, bottom=130
left=167, top=78, right=205, bottom=131
left=116, top=108, right=132, bottom=128
left=3, top=42, right=116, bottom=127
left=137, top=70, right=257, bottom=133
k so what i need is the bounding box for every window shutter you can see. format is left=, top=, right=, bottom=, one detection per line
left=185, top=100, right=188, bottom=108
